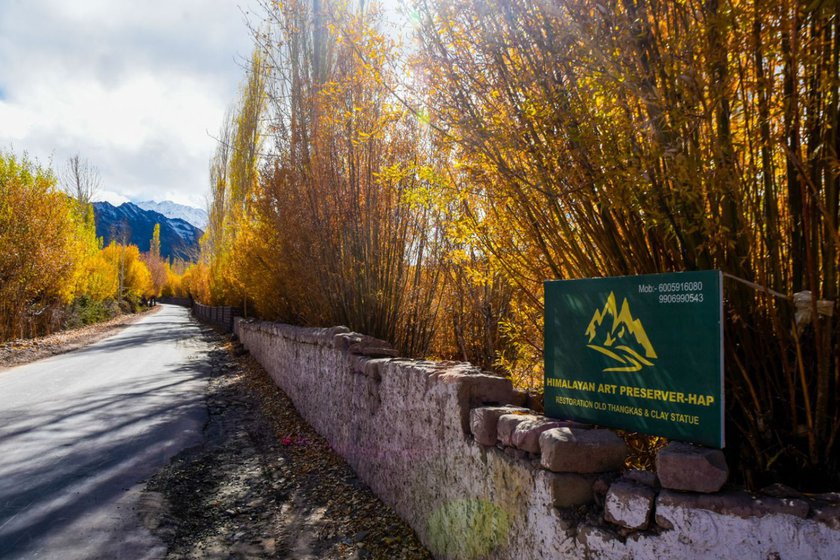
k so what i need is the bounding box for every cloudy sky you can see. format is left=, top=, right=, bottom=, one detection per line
left=0, top=0, right=262, bottom=208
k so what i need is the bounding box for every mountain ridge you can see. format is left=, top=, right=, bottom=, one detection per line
left=134, top=200, right=208, bottom=229
left=92, top=201, right=202, bottom=261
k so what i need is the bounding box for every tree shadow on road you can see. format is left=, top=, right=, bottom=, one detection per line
left=0, top=329, right=217, bottom=559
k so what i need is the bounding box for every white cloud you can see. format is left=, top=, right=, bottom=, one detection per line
left=0, top=0, right=262, bottom=209
left=96, top=190, right=131, bottom=205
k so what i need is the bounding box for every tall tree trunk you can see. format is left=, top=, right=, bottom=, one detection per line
left=783, top=1, right=805, bottom=291
left=753, top=7, right=782, bottom=289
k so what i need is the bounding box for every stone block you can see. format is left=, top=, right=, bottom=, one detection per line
left=655, top=489, right=810, bottom=524
left=352, top=345, right=398, bottom=357
left=814, top=492, right=840, bottom=504
left=549, top=473, right=595, bottom=508
left=760, top=483, right=804, bottom=500
left=604, top=481, right=656, bottom=530
left=324, top=325, right=351, bottom=337
left=465, top=374, right=514, bottom=408
left=449, top=373, right=515, bottom=433
left=334, top=332, right=378, bottom=354
left=539, top=428, right=627, bottom=473
left=349, top=357, right=390, bottom=381
left=346, top=334, right=397, bottom=357
left=469, top=406, right=528, bottom=446
left=656, top=442, right=729, bottom=493
left=511, top=418, right=570, bottom=454
left=497, top=413, right=539, bottom=446
left=812, top=504, right=840, bottom=531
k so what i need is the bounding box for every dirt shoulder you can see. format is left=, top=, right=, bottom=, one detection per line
left=0, top=306, right=160, bottom=370
left=141, top=328, right=432, bottom=560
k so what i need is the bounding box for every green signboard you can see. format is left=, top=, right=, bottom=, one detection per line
left=544, top=271, right=724, bottom=448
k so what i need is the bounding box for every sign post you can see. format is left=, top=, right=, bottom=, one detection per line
left=544, top=271, right=724, bottom=448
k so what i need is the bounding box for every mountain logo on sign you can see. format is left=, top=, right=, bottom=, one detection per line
left=585, top=292, right=657, bottom=372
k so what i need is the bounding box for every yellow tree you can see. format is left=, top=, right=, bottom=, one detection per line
left=220, top=0, right=450, bottom=354
left=414, top=0, right=840, bottom=486
left=180, top=262, right=211, bottom=303
left=199, top=49, right=267, bottom=307
left=0, top=152, right=80, bottom=340
left=101, top=242, right=154, bottom=303
left=142, top=224, right=168, bottom=297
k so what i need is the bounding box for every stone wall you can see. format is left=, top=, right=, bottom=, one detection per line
left=193, top=302, right=241, bottom=333
left=234, top=318, right=840, bottom=560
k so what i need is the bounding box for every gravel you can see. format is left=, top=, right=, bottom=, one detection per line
left=141, top=328, right=433, bottom=560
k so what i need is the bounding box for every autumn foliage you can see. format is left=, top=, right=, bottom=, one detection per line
left=197, top=0, right=838, bottom=488
left=413, top=0, right=840, bottom=488
left=0, top=151, right=159, bottom=340
left=1, top=153, right=80, bottom=339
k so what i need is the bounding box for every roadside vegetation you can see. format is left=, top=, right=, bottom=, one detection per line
left=158, top=0, right=840, bottom=490
left=0, top=152, right=178, bottom=341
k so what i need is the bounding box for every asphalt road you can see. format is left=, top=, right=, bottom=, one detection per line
left=0, top=305, right=211, bottom=559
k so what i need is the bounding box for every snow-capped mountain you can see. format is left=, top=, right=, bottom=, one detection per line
left=135, top=200, right=208, bottom=230
left=93, top=201, right=203, bottom=261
